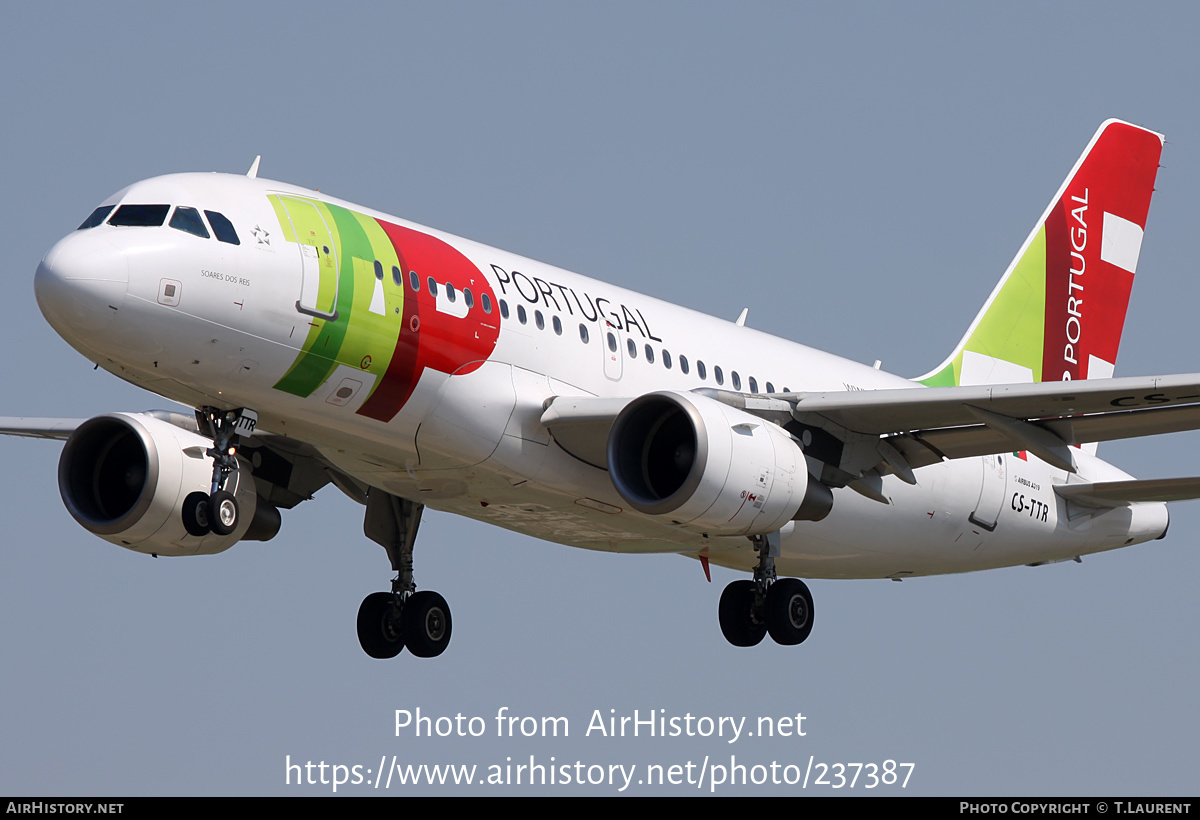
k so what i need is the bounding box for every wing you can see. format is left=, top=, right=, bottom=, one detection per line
left=542, top=374, right=1200, bottom=496
left=780, top=373, right=1200, bottom=475
left=0, top=417, right=86, bottom=440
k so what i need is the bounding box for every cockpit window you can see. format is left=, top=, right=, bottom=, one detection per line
left=168, top=206, right=210, bottom=238
left=109, top=204, right=170, bottom=227
left=78, top=205, right=114, bottom=230
left=204, top=211, right=240, bottom=245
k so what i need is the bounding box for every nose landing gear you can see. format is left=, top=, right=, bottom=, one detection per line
left=182, top=407, right=257, bottom=537
left=208, top=489, right=239, bottom=536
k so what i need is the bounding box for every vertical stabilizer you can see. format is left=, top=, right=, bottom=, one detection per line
left=919, top=120, right=1163, bottom=392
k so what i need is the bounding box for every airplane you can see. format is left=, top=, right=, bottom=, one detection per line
left=11, top=118, right=1200, bottom=659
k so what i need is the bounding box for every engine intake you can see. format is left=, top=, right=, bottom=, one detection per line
left=59, top=413, right=260, bottom=555
left=607, top=391, right=832, bottom=535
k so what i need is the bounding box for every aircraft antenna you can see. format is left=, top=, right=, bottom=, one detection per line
left=246, top=156, right=261, bottom=179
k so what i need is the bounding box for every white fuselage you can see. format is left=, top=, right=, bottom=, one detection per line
left=34, top=172, right=1167, bottom=579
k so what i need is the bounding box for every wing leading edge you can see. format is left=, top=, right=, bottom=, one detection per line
left=542, top=374, right=1200, bottom=503
left=780, top=373, right=1200, bottom=473
left=0, top=418, right=85, bottom=440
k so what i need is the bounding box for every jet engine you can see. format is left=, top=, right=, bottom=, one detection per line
left=58, top=413, right=266, bottom=555
left=607, top=391, right=832, bottom=536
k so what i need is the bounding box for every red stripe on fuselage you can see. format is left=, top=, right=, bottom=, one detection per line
left=357, top=219, right=500, bottom=422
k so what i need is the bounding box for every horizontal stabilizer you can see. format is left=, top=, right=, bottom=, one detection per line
left=1054, top=477, right=1200, bottom=509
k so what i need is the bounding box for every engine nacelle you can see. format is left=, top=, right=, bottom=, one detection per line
left=607, top=391, right=832, bottom=536
left=58, top=413, right=259, bottom=555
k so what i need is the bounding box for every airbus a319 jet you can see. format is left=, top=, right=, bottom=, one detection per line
left=12, top=120, right=1200, bottom=658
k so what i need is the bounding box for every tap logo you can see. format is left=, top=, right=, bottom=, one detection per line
left=268, top=195, right=499, bottom=422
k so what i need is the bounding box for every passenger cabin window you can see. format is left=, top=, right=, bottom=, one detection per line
left=679, top=355, right=689, bottom=375
left=579, top=323, right=589, bottom=343
left=204, top=210, right=240, bottom=245
left=393, top=266, right=403, bottom=286
left=662, top=350, right=672, bottom=369
left=749, top=376, right=758, bottom=393
left=373, top=261, right=384, bottom=280
left=714, top=365, right=724, bottom=386
left=427, top=278, right=438, bottom=297
left=169, top=206, right=209, bottom=238
left=109, top=204, right=170, bottom=227
left=481, top=293, right=493, bottom=314
left=78, top=205, right=114, bottom=230
left=409, top=270, right=419, bottom=290
left=499, top=299, right=509, bottom=319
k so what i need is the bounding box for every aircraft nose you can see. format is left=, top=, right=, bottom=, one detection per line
left=35, top=231, right=129, bottom=347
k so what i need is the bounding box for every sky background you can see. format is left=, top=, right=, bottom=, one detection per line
left=2, top=2, right=1198, bottom=796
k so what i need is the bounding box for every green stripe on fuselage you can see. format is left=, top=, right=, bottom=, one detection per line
left=340, top=210, right=404, bottom=404
left=273, top=197, right=347, bottom=395
left=271, top=197, right=403, bottom=398
left=268, top=196, right=299, bottom=244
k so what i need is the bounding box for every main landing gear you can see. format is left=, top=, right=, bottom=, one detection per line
left=357, top=490, right=451, bottom=659
left=182, top=407, right=257, bottom=537
left=718, top=531, right=814, bottom=647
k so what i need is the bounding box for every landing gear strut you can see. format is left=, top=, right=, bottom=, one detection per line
left=357, top=490, right=452, bottom=659
left=718, top=531, right=814, bottom=647
left=184, top=407, right=257, bottom=537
